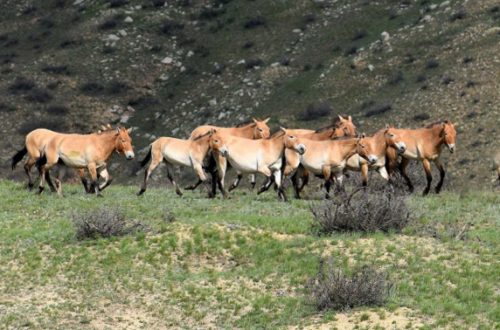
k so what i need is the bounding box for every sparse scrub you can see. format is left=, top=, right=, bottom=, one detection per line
left=344, top=46, right=357, bottom=56
left=107, top=81, right=129, bottom=94
left=245, top=58, right=264, bottom=69
left=0, top=102, right=15, bottom=113
left=108, top=0, right=128, bottom=8
left=198, top=7, right=225, bottom=20
left=310, top=189, right=412, bottom=235
left=8, top=77, right=35, bottom=93
left=243, top=16, right=266, bottom=29
left=42, top=65, right=70, bottom=75
left=412, top=113, right=430, bottom=121
left=25, top=88, right=53, bottom=103
left=160, top=19, right=184, bottom=35
left=46, top=104, right=69, bottom=115
left=352, top=30, right=367, bottom=41
left=450, top=9, right=467, bottom=21
left=364, top=103, right=392, bottom=117
left=297, top=102, right=331, bottom=121
left=73, top=207, right=146, bottom=240
left=80, top=82, right=105, bottom=95
left=442, top=76, right=454, bottom=85
left=426, top=58, right=439, bottom=69
left=308, top=259, right=393, bottom=311
left=151, top=0, right=165, bottom=7
left=388, top=71, right=404, bottom=85
left=99, top=17, right=119, bottom=31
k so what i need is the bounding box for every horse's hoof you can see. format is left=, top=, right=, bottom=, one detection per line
left=176, top=190, right=183, bottom=197
left=27, top=183, right=34, bottom=191
left=37, top=187, right=44, bottom=195
left=96, top=194, right=104, bottom=198
left=422, top=190, right=429, bottom=196
left=137, top=189, right=145, bottom=196
left=184, top=186, right=195, bottom=190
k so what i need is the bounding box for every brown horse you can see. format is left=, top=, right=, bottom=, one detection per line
left=11, top=128, right=111, bottom=192
left=208, top=129, right=301, bottom=201
left=37, top=127, right=134, bottom=196
left=344, top=128, right=401, bottom=187
left=136, top=130, right=215, bottom=196
left=385, top=121, right=457, bottom=195
left=283, top=135, right=359, bottom=198
left=283, top=116, right=357, bottom=198
left=187, top=118, right=271, bottom=193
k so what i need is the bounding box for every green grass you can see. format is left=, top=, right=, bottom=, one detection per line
left=0, top=179, right=498, bottom=329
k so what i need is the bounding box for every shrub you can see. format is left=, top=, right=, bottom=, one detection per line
left=0, top=103, right=15, bottom=113
left=46, top=104, right=69, bottom=115
left=99, top=17, right=119, bottom=30
left=450, top=9, right=466, bottom=21
left=151, top=0, right=165, bottom=7
left=344, top=46, right=357, bottom=56
left=9, top=77, right=35, bottom=93
left=297, top=103, right=332, bottom=121
left=388, top=71, right=404, bottom=85
left=22, top=6, right=37, bottom=16
left=72, top=207, right=146, bottom=240
left=412, top=113, right=430, bottom=121
left=364, top=103, right=392, bottom=117
left=463, top=56, right=474, bottom=64
left=307, top=259, right=393, bottom=311
left=242, top=41, right=254, bottom=49
left=416, top=74, right=427, bottom=82
left=352, top=30, right=367, bottom=41
left=107, top=81, right=129, bottom=94
left=108, top=0, right=128, bottom=8
left=194, top=45, right=210, bottom=57
left=310, top=189, right=412, bottom=235
left=198, top=7, right=225, bottom=20
left=442, top=76, right=454, bottom=85
left=60, top=39, right=81, bottom=48
left=245, top=58, right=264, bottom=69
left=25, top=88, right=53, bottom=103
left=426, top=58, right=439, bottom=69
left=160, top=19, right=184, bottom=35
left=80, top=82, right=105, bottom=95
left=42, top=65, right=70, bottom=75
left=303, top=13, right=316, bottom=24
left=243, top=16, right=266, bottom=29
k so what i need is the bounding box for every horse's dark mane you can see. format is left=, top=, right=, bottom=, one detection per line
left=331, top=136, right=356, bottom=141
left=192, top=130, right=212, bottom=141
left=314, top=115, right=350, bottom=133
left=425, top=120, right=449, bottom=128
left=268, top=129, right=285, bottom=139
left=235, top=120, right=255, bottom=128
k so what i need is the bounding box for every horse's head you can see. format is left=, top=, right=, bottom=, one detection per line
left=282, top=128, right=306, bottom=155
left=335, top=115, right=357, bottom=137
left=384, top=125, right=406, bottom=154
left=209, top=129, right=229, bottom=157
left=115, top=127, right=135, bottom=160
left=252, top=117, right=271, bottom=139
left=356, top=133, right=378, bottom=165
left=441, top=121, right=456, bottom=153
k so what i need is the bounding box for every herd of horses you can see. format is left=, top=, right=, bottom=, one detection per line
left=11, top=116, right=458, bottom=200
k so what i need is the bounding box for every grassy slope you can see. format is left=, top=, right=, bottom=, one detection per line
left=0, top=180, right=498, bottom=329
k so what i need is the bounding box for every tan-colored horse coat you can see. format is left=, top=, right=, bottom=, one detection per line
left=137, top=132, right=213, bottom=196
left=38, top=128, right=134, bottom=196
left=386, top=121, right=456, bottom=195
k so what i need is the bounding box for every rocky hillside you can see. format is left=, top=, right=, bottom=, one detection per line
left=1, top=0, right=499, bottom=187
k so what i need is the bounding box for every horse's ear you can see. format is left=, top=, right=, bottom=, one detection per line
left=263, top=117, right=270, bottom=123
left=279, top=126, right=287, bottom=133
left=361, top=133, right=366, bottom=138
left=252, top=117, right=258, bottom=124
left=385, top=124, right=390, bottom=129
left=348, top=115, right=352, bottom=121
left=115, top=127, right=120, bottom=134
left=127, top=127, right=133, bottom=134
left=338, top=115, right=344, bottom=121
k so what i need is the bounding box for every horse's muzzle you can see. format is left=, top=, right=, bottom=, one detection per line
left=396, top=142, right=406, bottom=154
left=368, top=155, right=378, bottom=165
left=125, top=151, right=135, bottom=160
left=296, top=144, right=306, bottom=155
left=448, top=144, right=455, bottom=153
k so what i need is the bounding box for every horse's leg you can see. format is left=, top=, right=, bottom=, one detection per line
left=322, top=166, right=332, bottom=199
left=229, top=173, right=243, bottom=192
left=258, top=173, right=274, bottom=194
left=137, top=154, right=161, bottom=196
left=24, top=157, right=36, bottom=190
left=76, top=169, right=90, bottom=193
left=399, top=157, right=414, bottom=193
left=434, top=158, right=445, bottom=194
left=164, top=161, right=183, bottom=196
left=360, top=163, right=369, bottom=187
left=249, top=174, right=256, bottom=190
left=37, top=155, right=58, bottom=195
left=273, top=170, right=287, bottom=202
left=215, top=155, right=229, bottom=198
left=192, top=162, right=213, bottom=198
left=298, top=168, right=310, bottom=192
left=98, top=168, right=113, bottom=192
left=87, top=163, right=102, bottom=197
left=290, top=172, right=302, bottom=199
left=422, top=159, right=432, bottom=196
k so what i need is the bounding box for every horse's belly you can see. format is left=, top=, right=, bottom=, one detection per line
left=164, top=153, right=191, bottom=167
left=229, top=160, right=256, bottom=173
left=59, top=152, right=87, bottom=167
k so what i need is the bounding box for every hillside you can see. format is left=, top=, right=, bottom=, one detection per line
left=0, top=0, right=499, bottom=187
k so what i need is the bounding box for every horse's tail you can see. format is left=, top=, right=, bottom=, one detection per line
left=11, top=146, right=27, bottom=170
left=35, top=154, right=47, bottom=170
left=139, top=147, right=152, bottom=169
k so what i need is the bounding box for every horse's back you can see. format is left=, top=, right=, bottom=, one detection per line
left=190, top=125, right=218, bottom=139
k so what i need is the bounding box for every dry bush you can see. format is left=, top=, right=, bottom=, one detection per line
left=310, top=189, right=412, bottom=235
left=307, top=259, right=393, bottom=311
left=297, top=102, right=332, bottom=121
left=72, top=208, right=147, bottom=240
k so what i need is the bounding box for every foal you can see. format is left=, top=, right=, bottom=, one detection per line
left=385, top=121, right=457, bottom=195
left=137, top=130, right=215, bottom=196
